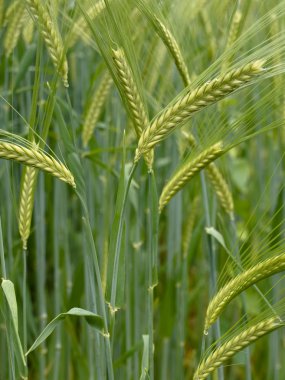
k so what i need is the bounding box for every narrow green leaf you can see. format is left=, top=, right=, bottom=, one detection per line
left=26, top=307, right=104, bottom=356
left=1, top=280, right=18, bottom=332
left=106, top=132, right=126, bottom=307
left=205, top=226, right=227, bottom=251
left=1, top=279, right=27, bottom=378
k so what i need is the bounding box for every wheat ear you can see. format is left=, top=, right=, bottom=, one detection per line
left=0, top=141, right=75, bottom=187
left=135, top=60, right=265, bottom=161
left=159, top=142, right=223, bottom=212
left=4, top=1, right=19, bottom=25
left=182, top=131, right=234, bottom=217
left=206, top=163, right=234, bottom=218
left=112, top=47, right=153, bottom=170
left=68, top=1, right=105, bottom=47
left=26, top=0, right=69, bottom=87
left=19, top=166, right=38, bottom=250
left=154, top=17, right=190, bottom=86
left=204, top=252, right=285, bottom=333
left=4, top=1, right=26, bottom=57
left=22, top=13, right=35, bottom=44
left=158, top=13, right=234, bottom=217
left=194, top=317, right=282, bottom=380
left=82, top=72, right=113, bottom=147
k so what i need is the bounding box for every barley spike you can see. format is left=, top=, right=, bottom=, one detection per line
left=182, top=131, right=234, bottom=216
left=159, top=142, right=223, bottom=212
left=4, top=1, right=26, bottom=57
left=155, top=16, right=191, bottom=86
left=19, top=166, right=38, bottom=250
left=194, top=317, right=282, bottom=380
left=82, top=72, right=113, bottom=147
left=204, top=252, right=285, bottom=332
left=26, top=0, right=69, bottom=87
left=112, top=47, right=153, bottom=169
left=206, top=163, right=234, bottom=218
left=135, top=60, right=265, bottom=161
left=0, top=141, right=75, bottom=188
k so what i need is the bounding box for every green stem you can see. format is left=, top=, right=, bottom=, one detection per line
left=230, top=218, right=252, bottom=380
left=108, top=162, right=138, bottom=356
left=110, top=162, right=138, bottom=307
left=200, top=171, right=224, bottom=380
left=22, top=249, right=27, bottom=353
left=147, top=171, right=158, bottom=380
left=77, top=187, right=114, bottom=380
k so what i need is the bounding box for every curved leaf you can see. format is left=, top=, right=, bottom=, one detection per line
left=26, top=307, right=104, bottom=356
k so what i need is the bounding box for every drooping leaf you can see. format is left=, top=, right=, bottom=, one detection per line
left=26, top=307, right=104, bottom=356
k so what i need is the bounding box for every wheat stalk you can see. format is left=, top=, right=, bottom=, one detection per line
left=182, top=196, right=199, bottom=256
left=82, top=72, right=113, bottom=147
left=112, top=47, right=153, bottom=169
left=135, top=60, right=266, bottom=161
left=0, top=141, right=75, bottom=188
left=159, top=142, right=223, bottom=212
left=194, top=317, right=282, bottom=380
left=204, top=252, right=285, bottom=332
left=26, top=0, right=69, bottom=87
left=19, top=166, right=38, bottom=250
left=4, top=1, right=27, bottom=57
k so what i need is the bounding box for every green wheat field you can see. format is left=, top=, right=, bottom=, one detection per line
left=1, top=0, right=285, bottom=379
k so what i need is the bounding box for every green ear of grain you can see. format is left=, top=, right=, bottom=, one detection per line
left=194, top=317, right=283, bottom=380
left=159, top=142, right=224, bottom=212
left=135, top=60, right=266, bottom=160
left=19, top=166, right=38, bottom=250
left=4, top=1, right=26, bottom=57
left=26, top=0, right=69, bottom=87
left=204, top=252, right=285, bottom=332
left=0, top=140, right=75, bottom=188
left=26, top=307, right=104, bottom=356
left=82, top=72, right=113, bottom=147
left=112, top=47, right=153, bottom=170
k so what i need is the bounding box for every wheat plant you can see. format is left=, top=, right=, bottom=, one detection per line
left=0, top=1, right=285, bottom=379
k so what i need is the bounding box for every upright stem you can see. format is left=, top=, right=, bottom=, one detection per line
left=81, top=210, right=114, bottom=380
left=22, top=249, right=27, bottom=353
left=200, top=171, right=224, bottom=380
left=147, top=171, right=158, bottom=380
left=230, top=218, right=252, bottom=380
left=35, top=174, right=47, bottom=380
left=108, top=162, right=138, bottom=354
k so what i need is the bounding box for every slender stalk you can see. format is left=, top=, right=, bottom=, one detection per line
left=35, top=173, right=47, bottom=380
left=110, top=163, right=138, bottom=307
left=52, top=180, right=62, bottom=380
left=22, top=249, right=27, bottom=353
left=230, top=218, right=252, bottom=380
left=200, top=171, right=224, bottom=380
left=147, top=171, right=158, bottom=380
